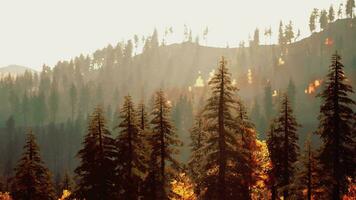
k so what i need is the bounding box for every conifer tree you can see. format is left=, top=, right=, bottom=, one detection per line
left=309, top=9, right=319, bottom=33
left=316, top=52, right=355, bottom=200
left=12, top=130, right=56, bottom=200
left=346, top=0, right=355, bottom=18
left=284, top=21, right=294, bottom=44
left=271, top=94, right=300, bottom=199
left=296, top=134, right=319, bottom=200
left=278, top=21, right=285, bottom=46
left=200, top=57, right=240, bottom=200
left=60, top=172, right=73, bottom=192
left=188, top=111, right=206, bottom=197
left=235, top=100, right=259, bottom=200
left=148, top=90, right=181, bottom=199
left=74, top=107, right=116, bottom=200
left=320, top=9, right=329, bottom=30
left=264, top=81, right=274, bottom=123
left=287, top=79, right=296, bottom=110
left=266, top=122, right=282, bottom=200
left=69, top=83, right=77, bottom=121
left=329, top=5, right=335, bottom=22
left=116, top=95, right=146, bottom=199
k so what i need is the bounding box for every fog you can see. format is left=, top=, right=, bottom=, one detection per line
left=0, top=0, right=343, bottom=69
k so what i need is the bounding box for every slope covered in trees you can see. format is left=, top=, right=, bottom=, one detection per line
left=0, top=4, right=355, bottom=199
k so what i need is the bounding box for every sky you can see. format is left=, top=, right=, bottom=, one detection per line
left=0, top=0, right=345, bottom=70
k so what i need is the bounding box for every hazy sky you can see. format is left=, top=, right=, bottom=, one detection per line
left=0, top=0, right=344, bottom=69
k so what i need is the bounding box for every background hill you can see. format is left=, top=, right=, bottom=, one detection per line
left=0, top=18, right=354, bottom=176
left=0, top=65, right=36, bottom=77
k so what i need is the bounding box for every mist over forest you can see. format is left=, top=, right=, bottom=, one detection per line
left=0, top=1, right=355, bottom=200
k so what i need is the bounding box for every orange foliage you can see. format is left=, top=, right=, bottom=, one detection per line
left=251, top=140, right=271, bottom=200
left=0, top=192, right=12, bottom=200
left=58, top=190, right=71, bottom=200
left=343, top=181, right=356, bottom=200
left=170, top=173, right=197, bottom=200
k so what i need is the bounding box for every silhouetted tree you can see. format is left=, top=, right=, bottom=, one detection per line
left=266, top=122, right=282, bottom=200
left=346, top=0, right=355, bottom=18
left=235, top=100, right=259, bottom=200
left=285, top=21, right=294, bottom=44
left=188, top=111, right=206, bottom=197
left=309, top=9, right=319, bottom=33
left=69, top=83, right=77, bottom=121
left=264, top=81, right=274, bottom=123
left=49, top=78, right=59, bottom=123
left=116, top=95, right=146, bottom=199
left=272, top=94, right=300, bottom=199
left=320, top=9, right=329, bottom=30
left=338, top=3, right=344, bottom=19
left=12, top=130, right=56, bottom=200
left=148, top=90, right=181, bottom=199
left=316, top=52, right=355, bottom=200
left=74, top=107, right=116, bottom=200
left=296, top=134, right=319, bottom=200
left=329, top=5, right=335, bottom=22
left=199, top=57, right=241, bottom=200
left=287, top=79, right=296, bottom=110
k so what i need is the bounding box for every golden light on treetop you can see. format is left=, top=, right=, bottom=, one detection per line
left=194, top=71, right=204, bottom=87
left=272, top=90, right=278, bottom=97
left=58, top=190, right=71, bottom=200
left=278, top=57, right=285, bottom=66
left=247, top=69, right=253, bottom=84
left=304, top=79, right=322, bottom=94
left=170, top=173, right=197, bottom=200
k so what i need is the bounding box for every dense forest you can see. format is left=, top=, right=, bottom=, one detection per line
left=0, top=1, right=355, bottom=199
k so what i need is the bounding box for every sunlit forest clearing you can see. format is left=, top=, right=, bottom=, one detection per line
left=0, top=0, right=355, bottom=200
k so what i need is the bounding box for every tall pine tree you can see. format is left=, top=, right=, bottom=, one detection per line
left=74, top=107, right=116, bottom=200
left=235, top=100, right=259, bottom=200
left=316, top=52, right=355, bottom=200
left=188, top=111, right=206, bottom=197
left=296, top=134, right=319, bottom=200
left=271, top=94, right=300, bottom=199
left=148, top=90, right=181, bottom=199
left=116, top=95, right=146, bottom=199
left=12, top=130, right=56, bottom=200
left=200, top=57, right=240, bottom=199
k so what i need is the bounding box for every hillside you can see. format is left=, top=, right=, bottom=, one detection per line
left=0, top=18, right=354, bottom=176
left=0, top=65, right=36, bottom=77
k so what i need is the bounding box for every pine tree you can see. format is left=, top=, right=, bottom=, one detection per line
left=278, top=21, right=285, bottom=46
left=296, top=134, right=319, bottom=200
left=320, top=9, right=329, bottom=30
left=116, top=95, right=146, bottom=199
left=235, top=100, right=259, bottom=200
left=49, top=78, right=59, bottom=123
left=271, top=94, right=300, bottom=199
left=266, top=122, right=282, bottom=200
left=253, top=28, right=260, bottom=46
left=74, top=107, right=116, bottom=200
left=346, top=0, right=355, bottom=18
left=60, top=172, right=73, bottom=192
left=284, top=21, right=294, bottom=44
left=338, top=3, right=344, bottom=19
left=12, top=130, right=56, bottom=200
left=148, top=90, right=181, bottom=199
left=309, top=9, right=319, bottom=33
left=287, top=79, right=296, bottom=110
left=69, top=83, right=77, bottom=121
left=188, top=111, right=206, bottom=197
left=316, top=52, right=355, bottom=200
left=200, top=57, right=240, bottom=199
left=264, top=81, right=274, bottom=123
left=329, top=5, right=335, bottom=22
